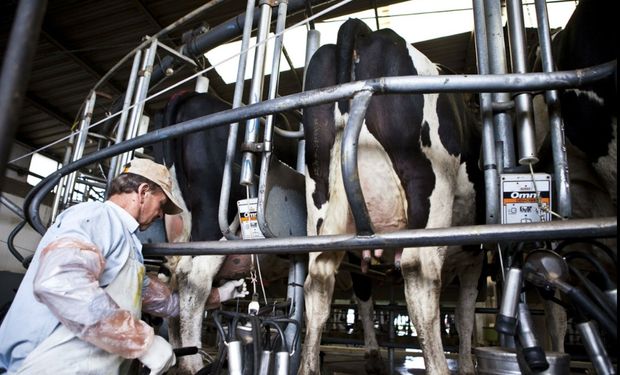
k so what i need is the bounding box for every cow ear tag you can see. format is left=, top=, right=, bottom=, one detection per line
left=237, top=198, right=265, bottom=240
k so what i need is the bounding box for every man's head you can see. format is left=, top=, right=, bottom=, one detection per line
left=108, top=158, right=183, bottom=230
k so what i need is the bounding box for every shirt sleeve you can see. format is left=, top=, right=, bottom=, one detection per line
left=33, top=238, right=154, bottom=359
left=141, top=274, right=179, bottom=317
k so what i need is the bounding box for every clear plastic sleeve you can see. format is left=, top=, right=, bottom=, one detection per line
left=33, top=238, right=153, bottom=358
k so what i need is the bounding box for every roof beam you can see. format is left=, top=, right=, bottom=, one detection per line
left=131, top=0, right=179, bottom=48
left=40, top=27, right=123, bottom=96
left=25, top=92, right=74, bottom=128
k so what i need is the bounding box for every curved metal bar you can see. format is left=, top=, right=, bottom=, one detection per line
left=141, top=217, right=617, bottom=257
left=25, top=61, right=617, bottom=234
left=342, top=90, right=374, bottom=236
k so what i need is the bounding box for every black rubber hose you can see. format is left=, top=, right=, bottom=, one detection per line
left=569, top=265, right=617, bottom=322
left=556, top=238, right=617, bottom=264
left=563, top=283, right=617, bottom=341
left=7, top=219, right=27, bottom=266
left=564, top=250, right=615, bottom=290
left=262, top=319, right=287, bottom=352
left=250, top=315, right=261, bottom=375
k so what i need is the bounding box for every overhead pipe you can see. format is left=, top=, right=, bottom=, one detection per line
left=24, top=61, right=616, bottom=234
left=149, top=0, right=342, bottom=86
left=0, top=0, right=48, bottom=195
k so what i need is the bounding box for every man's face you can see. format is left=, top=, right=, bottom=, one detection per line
left=137, top=188, right=167, bottom=230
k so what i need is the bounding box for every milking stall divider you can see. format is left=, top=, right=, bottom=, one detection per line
left=1, top=0, right=617, bottom=374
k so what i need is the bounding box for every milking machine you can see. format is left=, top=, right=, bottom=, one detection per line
left=210, top=308, right=300, bottom=375
left=472, top=0, right=617, bottom=372
left=485, top=242, right=617, bottom=374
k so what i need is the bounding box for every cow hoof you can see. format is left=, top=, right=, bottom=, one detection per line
left=364, top=350, right=388, bottom=375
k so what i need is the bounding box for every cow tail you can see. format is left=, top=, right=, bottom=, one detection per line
left=336, top=18, right=372, bottom=113
left=164, top=91, right=196, bottom=202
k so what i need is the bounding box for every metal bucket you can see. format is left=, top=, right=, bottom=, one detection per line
left=475, top=347, right=570, bottom=374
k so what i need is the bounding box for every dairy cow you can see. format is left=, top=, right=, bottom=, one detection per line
left=531, top=0, right=617, bottom=352
left=300, top=19, right=484, bottom=375
left=534, top=0, right=617, bottom=207
left=152, top=91, right=290, bottom=374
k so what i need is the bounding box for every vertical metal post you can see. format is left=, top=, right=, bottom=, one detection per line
left=483, top=0, right=517, bottom=170
left=0, top=0, right=48, bottom=195
left=297, top=29, right=321, bottom=172
left=63, top=91, right=97, bottom=207
left=286, top=257, right=307, bottom=375
left=107, top=50, right=143, bottom=184
left=472, top=0, right=500, bottom=224
left=50, top=138, right=74, bottom=222
left=239, top=1, right=273, bottom=186
left=219, top=0, right=257, bottom=239
left=505, top=0, right=538, bottom=165
left=257, top=0, right=289, bottom=237
left=534, top=0, right=572, bottom=219
left=285, top=26, right=319, bottom=375
left=118, top=38, right=158, bottom=169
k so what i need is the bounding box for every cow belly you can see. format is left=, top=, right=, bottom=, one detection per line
left=349, top=123, right=408, bottom=233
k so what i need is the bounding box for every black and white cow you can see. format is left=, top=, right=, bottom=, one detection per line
left=530, top=0, right=617, bottom=352
left=300, top=19, right=484, bottom=375
left=152, top=91, right=291, bottom=374
left=536, top=0, right=617, bottom=207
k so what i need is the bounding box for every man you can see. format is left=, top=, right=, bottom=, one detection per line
left=0, top=158, right=247, bottom=374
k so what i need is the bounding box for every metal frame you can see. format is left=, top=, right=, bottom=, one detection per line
left=13, top=1, right=618, bottom=374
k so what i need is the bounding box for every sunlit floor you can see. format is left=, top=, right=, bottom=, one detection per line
left=319, top=347, right=460, bottom=375
left=318, top=346, right=603, bottom=374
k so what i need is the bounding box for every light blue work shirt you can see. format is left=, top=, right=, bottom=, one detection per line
left=0, top=201, right=145, bottom=373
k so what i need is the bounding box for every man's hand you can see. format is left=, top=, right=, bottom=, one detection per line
left=138, top=335, right=176, bottom=374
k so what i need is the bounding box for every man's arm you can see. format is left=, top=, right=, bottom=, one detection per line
left=33, top=238, right=154, bottom=359
left=142, top=274, right=179, bottom=317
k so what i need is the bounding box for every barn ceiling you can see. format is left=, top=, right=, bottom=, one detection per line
left=1, top=0, right=476, bottom=176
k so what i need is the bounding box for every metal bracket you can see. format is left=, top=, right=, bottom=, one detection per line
left=240, top=142, right=265, bottom=153
left=259, top=0, right=280, bottom=7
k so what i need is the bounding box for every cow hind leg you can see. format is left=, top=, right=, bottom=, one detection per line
left=401, top=248, right=449, bottom=375
left=544, top=294, right=567, bottom=352
left=176, top=255, right=226, bottom=374
left=351, top=268, right=387, bottom=375
left=454, top=253, right=483, bottom=375
left=300, top=251, right=345, bottom=375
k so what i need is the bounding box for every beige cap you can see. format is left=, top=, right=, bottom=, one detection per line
left=121, top=158, right=184, bottom=215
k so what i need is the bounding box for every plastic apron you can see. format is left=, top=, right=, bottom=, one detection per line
left=15, top=242, right=145, bottom=375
